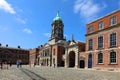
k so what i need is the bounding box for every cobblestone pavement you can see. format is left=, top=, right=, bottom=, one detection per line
left=0, top=65, right=120, bottom=80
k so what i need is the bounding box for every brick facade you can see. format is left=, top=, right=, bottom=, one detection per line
left=85, top=10, right=120, bottom=69
left=0, top=45, right=29, bottom=64
left=29, top=48, right=39, bottom=65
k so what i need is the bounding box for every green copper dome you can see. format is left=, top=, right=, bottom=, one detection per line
left=53, top=11, right=62, bottom=21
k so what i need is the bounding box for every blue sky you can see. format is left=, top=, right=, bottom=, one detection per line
left=0, top=0, right=120, bottom=49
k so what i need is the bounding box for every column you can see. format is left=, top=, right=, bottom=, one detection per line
left=65, top=49, right=68, bottom=68
left=75, top=51, right=78, bottom=68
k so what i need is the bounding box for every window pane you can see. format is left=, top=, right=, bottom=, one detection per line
left=88, top=39, right=93, bottom=50
left=98, top=22, right=103, bottom=30
left=98, top=53, right=103, bottom=63
left=110, top=52, right=116, bottom=63
left=110, top=33, right=116, bottom=47
left=89, top=26, right=94, bottom=33
left=110, top=16, right=116, bottom=25
left=98, top=36, right=103, bottom=49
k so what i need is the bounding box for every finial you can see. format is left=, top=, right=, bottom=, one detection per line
left=56, top=11, right=60, bottom=17
left=72, top=34, right=74, bottom=41
left=64, top=36, right=66, bottom=40
left=53, top=11, right=61, bottom=21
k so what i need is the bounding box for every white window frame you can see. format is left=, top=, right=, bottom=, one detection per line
left=88, top=39, right=93, bottom=50
left=109, top=51, right=117, bottom=64
left=97, top=36, right=104, bottom=49
left=110, top=16, right=117, bottom=26
left=109, top=32, right=117, bottom=48
left=97, top=52, right=104, bottom=64
left=89, top=26, right=94, bottom=33
left=98, top=22, right=104, bottom=30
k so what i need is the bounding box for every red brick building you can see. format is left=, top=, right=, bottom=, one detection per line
left=39, top=12, right=66, bottom=67
left=29, top=48, right=39, bottom=65
left=0, top=44, right=29, bottom=64
left=0, top=44, right=40, bottom=66
left=85, top=10, right=120, bottom=69
left=65, top=40, right=85, bottom=68
left=40, top=12, right=85, bottom=68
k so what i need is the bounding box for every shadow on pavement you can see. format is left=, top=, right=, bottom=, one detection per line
left=20, top=68, right=46, bottom=80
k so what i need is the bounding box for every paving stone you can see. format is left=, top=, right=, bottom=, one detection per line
left=0, top=65, right=120, bottom=80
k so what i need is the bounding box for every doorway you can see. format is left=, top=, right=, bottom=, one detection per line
left=80, top=60, right=85, bottom=68
left=69, top=51, right=75, bottom=67
left=88, top=54, right=92, bottom=68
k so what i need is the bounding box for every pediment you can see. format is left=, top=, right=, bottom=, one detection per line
left=69, top=41, right=76, bottom=46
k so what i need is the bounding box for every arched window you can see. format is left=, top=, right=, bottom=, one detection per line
left=110, top=51, right=116, bottom=64
left=98, top=53, right=103, bottom=64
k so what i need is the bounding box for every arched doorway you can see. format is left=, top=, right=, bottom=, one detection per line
left=80, top=60, right=85, bottom=68
left=88, top=54, right=92, bottom=68
left=69, top=51, right=75, bottom=67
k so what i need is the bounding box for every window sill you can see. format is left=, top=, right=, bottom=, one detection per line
left=97, top=63, right=104, bottom=65
left=88, top=49, right=93, bottom=51
left=110, top=23, right=117, bottom=26
left=108, top=63, right=118, bottom=65
left=97, top=48, right=104, bottom=50
left=109, top=46, right=117, bottom=48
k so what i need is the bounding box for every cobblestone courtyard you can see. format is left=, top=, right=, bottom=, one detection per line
left=0, top=65, right=120, bottom=80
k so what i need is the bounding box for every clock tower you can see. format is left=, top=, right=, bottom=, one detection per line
left=50, top=12, right=65, bottom=42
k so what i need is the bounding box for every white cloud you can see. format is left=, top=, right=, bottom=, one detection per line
left=16, top=17, right=26, bottom=24
left=44, top=33, right=51, bottom=38
left=23, top=28, right=32, bottom=34
left=74, top=0, right=99, bottom=17
left=74, top=0, right=106, bottom=21
left=0, top=0, right=16, bottom=14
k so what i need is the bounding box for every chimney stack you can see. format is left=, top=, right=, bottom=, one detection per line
left=6, top=44, right=8, bottom=47
left=18, top=45, right=20, bottom=48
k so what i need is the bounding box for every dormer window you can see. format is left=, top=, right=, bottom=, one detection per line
left=110, top=16, right=116, bottom=26
left=89, top=26, right=94, bottom=33
left=98, top=22, right=104, bottom=30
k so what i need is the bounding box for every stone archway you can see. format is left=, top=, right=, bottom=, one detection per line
left=69, top=51, right=75, bottom=67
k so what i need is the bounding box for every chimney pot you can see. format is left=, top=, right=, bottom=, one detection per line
left=6, top=44, right=8, bottom=47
